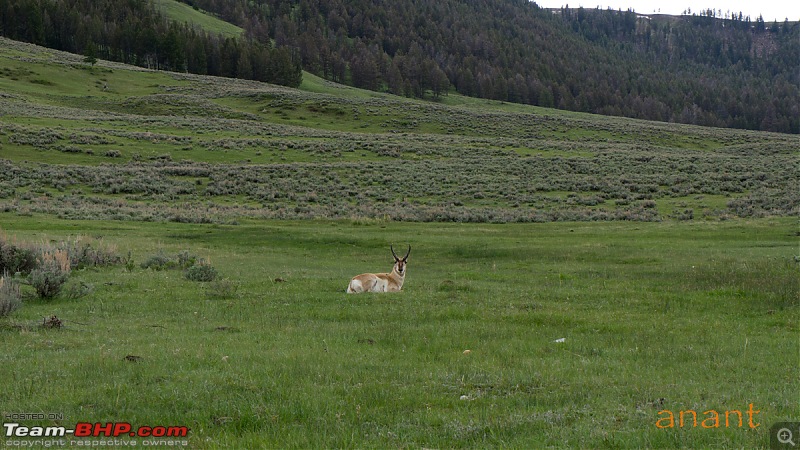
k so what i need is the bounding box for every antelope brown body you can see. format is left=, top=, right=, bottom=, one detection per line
left=346, top=245, right=410, bottom=293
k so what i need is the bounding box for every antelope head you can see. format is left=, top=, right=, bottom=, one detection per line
left=391, top=244, right=411, bottom=277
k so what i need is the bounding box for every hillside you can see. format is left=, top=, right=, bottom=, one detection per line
left=0, top=0, right=797, bottom=133
left=0, top=0, right=302, bottom=86
left=0, top=37, right=797, bottom=224
left=172, top=0, right=800, bottom=133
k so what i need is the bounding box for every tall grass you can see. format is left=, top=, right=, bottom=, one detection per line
left=687, top=257, right=799, bottom=309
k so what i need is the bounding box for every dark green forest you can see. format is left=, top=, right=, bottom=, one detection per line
left=0, top=0, right=797, bottom=133
left=0, top=0, right=302, bottom=87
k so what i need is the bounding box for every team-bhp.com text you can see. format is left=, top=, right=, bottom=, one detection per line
left=4, top=422, right=189, bottom=447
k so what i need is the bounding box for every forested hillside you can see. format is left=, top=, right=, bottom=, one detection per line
left=0, top=0, right=302, bottom=86
left=185, top=0, right=798, bottom=133
left=0, top=0, right=797, bottom=132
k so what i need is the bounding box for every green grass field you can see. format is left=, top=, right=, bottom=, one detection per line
left=0, top=215, right=797, bottom=448
left=0, top=34, right=798, bottom=449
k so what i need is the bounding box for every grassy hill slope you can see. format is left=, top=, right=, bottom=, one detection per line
left=0, top=37, right=797, bottom=223
left=151, top=0, right=244, bottom=38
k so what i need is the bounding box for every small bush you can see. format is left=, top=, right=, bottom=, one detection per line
left=176, top=250, right=198, bottom=269
left=63, top=281, right=94, bottom=300
left=0, top=275, right=22, bottom=318
left=29, top=250, right=71, bottom=299
left=140, top=250, right=198, bottom=270
left=124, top=251, right=135, bottom=272
left=185, top=261, right=218, bottom=282
left=206, top=278, right=238, bottom=299
left=140, top=253, right=174, bottom=271
left=0, top=238, right=37, bottom=275
left=57, top=236, right=121, bottom=269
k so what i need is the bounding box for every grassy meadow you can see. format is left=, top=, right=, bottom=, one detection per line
left=0, top=34, right=798, bottom=448
left=1, top=214, right=797, bottom=448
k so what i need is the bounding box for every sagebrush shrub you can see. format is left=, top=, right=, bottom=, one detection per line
left=29, top=250, right=71, bottom=299
left=185, top=261, right=218, bottom=282
left=141, top=250, right=200, bottom=271
left=206, top=278, right=238, bottom=298
left=0, top=275, right=21, bottom=317
left=140, top=253, right=174, bottom=270
left=63, top=281, right=94, bottom=300
left=48, top=236, right=122, bottom=269
left=0, top=236, right=37, bottom=275
left=176, top=250, right=198, bottom=269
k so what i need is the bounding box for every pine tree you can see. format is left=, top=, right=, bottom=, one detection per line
left=83, top=41, right=98, bottom=67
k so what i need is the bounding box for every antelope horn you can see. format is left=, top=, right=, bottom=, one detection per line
left=403, top=245, right=411, bottom=261
left=391, top=244, right=399, bottom=261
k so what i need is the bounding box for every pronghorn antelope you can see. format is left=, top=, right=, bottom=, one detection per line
left=346, top=245, right=411, bottom=293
